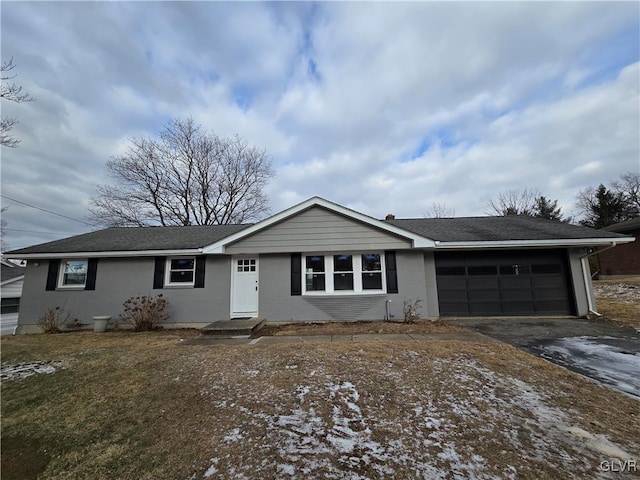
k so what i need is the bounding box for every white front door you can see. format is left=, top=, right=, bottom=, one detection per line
left=231, top=257, right=259, bottom=317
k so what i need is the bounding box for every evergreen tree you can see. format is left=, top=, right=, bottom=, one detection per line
left=533, top=196, right=564, bottom=221
left=578, top=184, right=629, bottom=228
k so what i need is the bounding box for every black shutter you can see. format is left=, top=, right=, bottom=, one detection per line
left=194, top=256, right=206, bottom=288
left=385, top=251, right=398, bottom=294
left=46, top=259, right=60, bottom=291
left=85, top=258, right=98, bottom=290
left=153, top=257, right=166, bottom=289
left=291, top=253, right=302, bottom=296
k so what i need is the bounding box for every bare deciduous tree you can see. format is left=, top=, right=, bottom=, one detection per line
left=1, top=58, right=34, bottom=148
left=611, top=171, right=640, bottom=214
left=0, top=206, right=8, bottom=252
left=485, top=187, right=541, bottom=216
left=424, top=202, right=455, bottom=218
left=89, top=118, right=275, bottom=227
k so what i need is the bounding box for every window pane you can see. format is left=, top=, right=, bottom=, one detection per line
left=436, top=266, right=466, bottom=276
left=468, top=266, right=497, bottom=276
left=172, top=258, right=194, bottom=270
left=1, top=298, right=20, bottom=314
left=306, top=256, right=325, bottom=273
left=62, top=260, right=87, bottom=285
left=531, top=264, right=562, bottom=274
left=363, top=272, right=382, bottom=289
left=334, top=273, right=354, bottom=290
left=306, top=274, right=325, bottom=291
left=334, top=255, right=353, bottom=272
left=362, top=254, right=381, bottom=271
left=64, top=260, right=87, bottom=274
left=170, top=271, right=194, bottom=283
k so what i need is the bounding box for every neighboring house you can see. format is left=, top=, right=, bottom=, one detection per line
left=5, top=197, right=635, bottom=333
left=1, top=259, right=26, bottom=331
left=597, top=217, right=640, bottom=278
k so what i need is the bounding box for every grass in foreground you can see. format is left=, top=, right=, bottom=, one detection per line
left=2, top=331, right=639, bottom=480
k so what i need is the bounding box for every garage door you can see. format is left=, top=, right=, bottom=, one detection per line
left=435, top=250, right=574, bottom=316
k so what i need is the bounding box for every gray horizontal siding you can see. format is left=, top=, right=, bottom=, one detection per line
left=226, top=207, right=411, bottom=254
left=17, top=257, right=232, bottom=330
left=302, top=295, right=387, bottom=319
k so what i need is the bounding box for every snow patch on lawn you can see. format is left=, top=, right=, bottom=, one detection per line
left=1, top=361, right=66, bottom=381
left=593, top=283, right=640, bottom=302
left=194, top=356, right=635, bottom=479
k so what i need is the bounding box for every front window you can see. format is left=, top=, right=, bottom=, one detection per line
left=303, top=253, right=385, bottom=294
left=166, top=257, right=195, bottom=285
left=362, top=253, right=383, bottom=290
left=59, top=260, right=88, bottom=287
left=1, top=298, right=20, bottom=314
left=306, top=256, right=325, bottom=291
left=334, top=255, right=354, bottom=290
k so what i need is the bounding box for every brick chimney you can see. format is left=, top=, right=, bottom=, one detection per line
left=385, top=214, right=395, bottom=220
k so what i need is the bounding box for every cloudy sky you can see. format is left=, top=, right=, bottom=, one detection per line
left=1, top=1, right=638, bottom=251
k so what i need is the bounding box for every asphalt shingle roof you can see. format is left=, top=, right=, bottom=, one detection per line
left=602, top=217, right=640, bottom=234
left=1, top=264, right=26, bottom=282
left=8, top=224, right=253, bottom=255
left=6, top=215, right=629, bottom=257
left=387, top=215, right=630, bottom=242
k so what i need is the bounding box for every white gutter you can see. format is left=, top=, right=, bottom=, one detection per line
left=580, top=242, right=617, bottom=317
left=434, top=237, right=635, bottom=249
left=4, top=249, right=204, bottom=260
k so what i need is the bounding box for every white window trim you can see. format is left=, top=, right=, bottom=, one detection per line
left=302, top=252, right=386, bottom=295
left=57, top=259, right=88, bottom=289
left=164, top=256, right=196, bottom=287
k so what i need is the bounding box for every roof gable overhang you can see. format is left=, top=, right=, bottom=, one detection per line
left=202, top=197, right=435, bottom=254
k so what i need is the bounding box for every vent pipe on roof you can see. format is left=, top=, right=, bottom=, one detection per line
left=385, top=214, right=395, bottom=220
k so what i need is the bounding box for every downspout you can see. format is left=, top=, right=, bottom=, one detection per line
left=580, top=242, right=616, bottom=317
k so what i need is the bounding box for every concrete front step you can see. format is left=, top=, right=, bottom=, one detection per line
left=200, top=318, right=265, bottom=337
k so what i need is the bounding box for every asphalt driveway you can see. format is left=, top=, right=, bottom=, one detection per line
left=448, top=317, right=640, bottom=399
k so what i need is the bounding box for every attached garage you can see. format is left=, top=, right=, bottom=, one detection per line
left=435, top=249, right=575, bottom=316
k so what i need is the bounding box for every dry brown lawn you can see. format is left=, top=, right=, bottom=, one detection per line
left=254, top=318, right=467, bottom=337
left=2, top=331, right=639, bottom=480
left=593, top=276, right=640, bottom=328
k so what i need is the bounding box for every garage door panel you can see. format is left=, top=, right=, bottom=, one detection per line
left=435, top=250, right=573, bottom=317
left=439, top=303, right=470, bottom=315
left=535, top=300, right=571, bottom=313
left=534, top=288, right=568, bottom=301
left=502, top=289, right=533, bottom=301
left=438, top=290, right=468, bottom=302
left=468, top=290, right=500, bottom=302
left=531, top=277, right=565, bottom=289
left=503, top=302, right=536, bottom=314
left=500, top=277, right=531, bottom=289
left=469, top=303, right=503, bottom=315
left=438, top=277, right=467, bottom=289
left=468, top=277, right=499, bottom=289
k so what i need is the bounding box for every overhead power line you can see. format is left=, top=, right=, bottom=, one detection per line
left=0, top=194, right=96, bottom=227
left=3, top=228, right=74, bottom=235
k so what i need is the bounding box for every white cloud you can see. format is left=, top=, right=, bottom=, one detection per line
left=1, top=1, right=638, bottom=249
